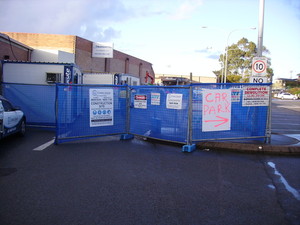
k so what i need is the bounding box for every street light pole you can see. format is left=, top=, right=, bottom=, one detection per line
left=201, top=26, right=256, bottom=83
left=257, top=0, right=265, bottom=57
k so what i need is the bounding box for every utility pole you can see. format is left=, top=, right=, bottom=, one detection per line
left=257, top=0, right=265, bottom=57
left=257, top=0, right=271, bottom=144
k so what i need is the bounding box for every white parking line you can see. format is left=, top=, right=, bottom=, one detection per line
left=267, top=161, right=300, bottom=201
left=33, top=138, right=55, bottom=151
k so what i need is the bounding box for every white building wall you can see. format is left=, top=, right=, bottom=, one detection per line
left=3, top=63, right=65, bottom=84
left=31, top=49, right=75, bottom=63
left=58, top=50, right=75, bottom=63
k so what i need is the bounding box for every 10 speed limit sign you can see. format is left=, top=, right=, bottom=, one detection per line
left=252, top=57, right=267, bottom=76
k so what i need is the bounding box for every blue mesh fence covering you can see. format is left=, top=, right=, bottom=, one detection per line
left=191, top=83, right=269, bottom=142
left=2, top=82, right=270, bottom=145
left=129, top=86, right=190, bottom=143
left=2, top=83, right=56, bottom=126
left=55, top=84, right=127, bottom=144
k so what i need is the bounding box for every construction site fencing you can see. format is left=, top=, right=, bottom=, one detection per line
left=2, top=83, right=56, bottom=127
left=55, top=83, right=271, bottom=146
left=1, top=82, right=271, bottom=148
left=55, top=84, right=127, bottom=143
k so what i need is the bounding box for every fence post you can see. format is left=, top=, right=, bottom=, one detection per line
left=265, top=83, right=272, bottom=143
left=54, top=83, right=59, bottom=145
left=121, top=85, right=134, bottom=140
left=182, top=85, right=196, bottom=152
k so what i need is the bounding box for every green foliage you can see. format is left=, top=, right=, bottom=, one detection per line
left=286, top=80, right=300, bottom=89
left=289, top=87, right=300, bottom=95
left=216, top=38, right=272, bottom=83
left=226, top=74, right=242, bottom=83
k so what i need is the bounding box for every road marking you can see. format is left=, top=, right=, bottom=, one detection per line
left=284, top=134, right=300, bottom=146
left=267, top=162, right=300, bottom=201
left=33, top=138, right=55, bottom=151
left=277, top=106, right=300, bottom=109
left=284, top=134, right=300, bottom=141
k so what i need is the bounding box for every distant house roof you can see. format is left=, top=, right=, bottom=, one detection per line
left=277, top=78, right=297, bottom=82
left=1, top=60, right=75, bottom=66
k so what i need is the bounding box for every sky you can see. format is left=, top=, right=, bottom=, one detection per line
left=0, top=0, right=299, bottom=79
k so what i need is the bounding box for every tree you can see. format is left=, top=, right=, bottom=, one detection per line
left=215, top=38, right=273, bottom=83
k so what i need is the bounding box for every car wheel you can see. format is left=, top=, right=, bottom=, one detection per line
left=281, top=97, right=284, bottom=100
left=19, top=119, right=26, bottom=136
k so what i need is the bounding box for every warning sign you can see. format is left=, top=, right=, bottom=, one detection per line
left=242, top=86, right=270, bottom=106
left=134, top=95, right=147, bottom=109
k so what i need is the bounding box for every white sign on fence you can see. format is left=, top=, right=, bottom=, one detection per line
left=202, top=89, right=231, bottom=132
left=242, top=86, right=270, bottom=106
left=231, top=88, right=241, bottom=102
left=151, top=93, right=161, bottom=105
left=89, top=89, right=114, bottom=127
left=166, top=93, right=183, bottom=109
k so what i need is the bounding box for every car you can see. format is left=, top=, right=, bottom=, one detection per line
left=275, top=92, right=285, bottom=98
left=0, top=95, right=26, bottom=139
left=280, top=93, right=298, bottom=100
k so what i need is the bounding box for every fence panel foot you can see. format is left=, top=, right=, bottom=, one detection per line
left=120, top=134, right=134, bottom=140
left=182, top=144, right=196, bottom=153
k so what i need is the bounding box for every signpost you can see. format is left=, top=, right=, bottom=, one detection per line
left=250, top=57, right=268, bottom=84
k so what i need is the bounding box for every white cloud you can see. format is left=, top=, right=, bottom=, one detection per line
left=0, top=0, right=135, bottom=41
left=169, top=0, right=204, bottom=20
left=152, top=52, right=219, bottom=77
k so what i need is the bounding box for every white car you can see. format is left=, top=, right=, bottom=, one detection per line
left=0, top=95, right=26, bottom=139
left=280, top=93, right=298, bottom=100
left=275, top=92, right=285, bottom=98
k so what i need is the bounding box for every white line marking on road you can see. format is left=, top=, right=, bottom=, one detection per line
left=267, top=161, right=300, bottom=201
left=284, top=134, right=300, bottom=141
left=33, top=138, right=55, bottom=151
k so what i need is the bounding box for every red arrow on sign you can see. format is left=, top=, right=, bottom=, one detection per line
left=204, top=116, right=229, bottom=127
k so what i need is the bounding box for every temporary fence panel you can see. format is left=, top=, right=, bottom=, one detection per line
left=1, top=82, right=270, bottom=146
left=2, top=83, right=56, bottom=127
left=191, top=83, right=270, bottom=142
left=129, top=86, right=190, bottom=144
left=55, top=84, right=127, bottom=144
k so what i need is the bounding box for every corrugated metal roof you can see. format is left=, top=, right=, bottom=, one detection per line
left=1, top=60, right=75, bottom=66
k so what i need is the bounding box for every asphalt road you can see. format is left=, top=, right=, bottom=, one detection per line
left=1, top=126, right=300, bottom=225
left=271, top=98, right=300, bottom=135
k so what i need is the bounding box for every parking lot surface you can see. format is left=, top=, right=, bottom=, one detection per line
left=1, top=127, right=300, bottom=225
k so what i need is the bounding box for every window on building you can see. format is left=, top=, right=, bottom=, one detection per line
left=46, top=73, right=61, bottom=83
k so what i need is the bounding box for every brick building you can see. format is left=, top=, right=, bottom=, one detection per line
left=0, top=33, right=33, bottom=83
left=1, top=32, right=155, bottom=84
left=155, top=74, right=216, bottom=85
